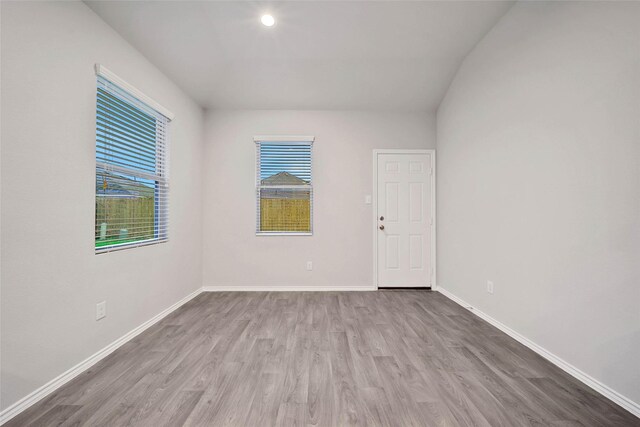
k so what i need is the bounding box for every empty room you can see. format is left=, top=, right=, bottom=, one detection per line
left=1, top=0, right=638, bottom=425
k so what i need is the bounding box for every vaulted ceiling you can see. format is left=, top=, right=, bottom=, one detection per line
left=86, top=1, right=513, bottom=111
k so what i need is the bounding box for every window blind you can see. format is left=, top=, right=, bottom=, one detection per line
left=95, top=74, right=170, bottom=253
left=256, top=140, right=313, bottom=234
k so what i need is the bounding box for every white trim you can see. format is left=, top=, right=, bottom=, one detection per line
left=372, top=149, right=437, bottom=290
left=431, top=152, right=437, bottom=290
left=437, top=287, right=640, bottom=419
left=94, top=64, right=175, bottom=120
left=0, top=288, right=203, bottom=425
left=253, top=135, right=315, bottom=143
left=372, top=149, right=432, bottom=154
left=203, top=285, right=376, bottom=292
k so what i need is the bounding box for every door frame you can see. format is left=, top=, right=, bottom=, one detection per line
left=372, top=149, right=436, bottom=290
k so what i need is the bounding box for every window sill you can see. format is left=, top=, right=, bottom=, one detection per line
left=256, top=232, right=313, bottom=236
left=95, top=238, right=167, bottom=254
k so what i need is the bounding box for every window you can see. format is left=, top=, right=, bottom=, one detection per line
left=95, top=66, right=172, bottom=253
left=255, top=136, right=314, bottom=235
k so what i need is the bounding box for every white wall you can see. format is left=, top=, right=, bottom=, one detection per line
left=1, top=2, right=204, bottom=410
left=437, top=1, right=640, bottom=406
left=203, top=110, right=435, bottom=288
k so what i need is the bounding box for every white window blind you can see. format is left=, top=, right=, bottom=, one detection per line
left=255, top=137, right=314, bottom=235
left=95, top=73, right=170, bottom=253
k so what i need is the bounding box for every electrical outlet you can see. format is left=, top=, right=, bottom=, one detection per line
left=96, top=301, right=107, bottom=320
left=364, top=195, right=372, bottom=205
left=306, top=261, right=313, bottom=271
left=487, top=281, right=494, bottom=294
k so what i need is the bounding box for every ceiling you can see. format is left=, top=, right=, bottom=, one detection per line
left=86, top=1, right=513, bottom=112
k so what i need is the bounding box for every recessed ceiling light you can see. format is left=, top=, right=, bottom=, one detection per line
left=261, top=14, right=275, bottom=27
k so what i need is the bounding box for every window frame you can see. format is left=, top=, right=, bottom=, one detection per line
left=94, top=64, right=173, bottom=254
left=254, top=135, right=315, bottom=236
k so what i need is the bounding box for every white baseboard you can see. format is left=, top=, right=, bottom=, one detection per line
left=203, top=284, right=377, bottom=292
left=0, top=287, right=204, bottom=425
left=437, top=287, right=640, bottom=419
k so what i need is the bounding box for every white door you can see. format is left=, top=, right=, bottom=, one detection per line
left=376, top=152, right=433, bottom=288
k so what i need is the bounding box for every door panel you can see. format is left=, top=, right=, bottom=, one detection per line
left=377, top=153, right=432, bottom=287
left=409, top=235, right=423, bottom=270
left=386, top=235, right=400, bottom=269
left=409, top=182, right=423, bottom=222
left=385, top=183, right=399, bottom=221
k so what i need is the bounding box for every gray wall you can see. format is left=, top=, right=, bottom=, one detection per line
left=1, top=2, right=204, bottom=410
left=437, top=1, right=640, bottom=404
left=202, top=110, right=435, bottom=288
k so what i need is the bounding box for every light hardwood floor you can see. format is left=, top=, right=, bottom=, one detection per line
left=6, top=291, right=638, bottom=426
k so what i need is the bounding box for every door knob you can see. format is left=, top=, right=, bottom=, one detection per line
left=379, top=225, right=385, bottom=230
left=379, top=216, right=384, bottom=221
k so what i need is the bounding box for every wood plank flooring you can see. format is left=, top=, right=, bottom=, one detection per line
left=6, top=291, right=638, bottom=426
